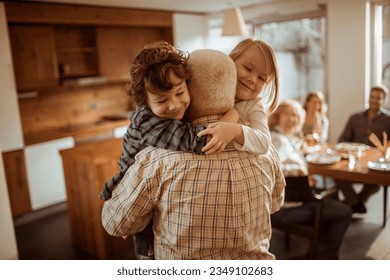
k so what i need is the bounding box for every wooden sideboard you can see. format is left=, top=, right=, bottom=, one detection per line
left=60, top=138, right=134, bottom=259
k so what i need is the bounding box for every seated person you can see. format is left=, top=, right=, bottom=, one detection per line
left=269, top=99, right=352, bottom=260
left=302, top=90, right=329, bottom=144
left=337, top=85, right=390, bottom=213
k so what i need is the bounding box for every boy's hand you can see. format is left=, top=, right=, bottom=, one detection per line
left=197, top=122, right=240, bottom=155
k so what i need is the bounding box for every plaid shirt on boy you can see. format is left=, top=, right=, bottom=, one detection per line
left=99, top=106, right=206, bottom=200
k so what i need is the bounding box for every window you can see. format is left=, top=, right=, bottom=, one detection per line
left=254, top=17, right=326, bottom=103
left=381, top=4, right=390, bottom=110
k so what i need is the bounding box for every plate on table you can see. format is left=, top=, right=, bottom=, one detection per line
left=367, top=160, right=390, bottom=172
left=306, top=152, right=341, bottom=165
left=335, top=142, right=370, bottom=152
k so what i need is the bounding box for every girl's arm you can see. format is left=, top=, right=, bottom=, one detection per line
left=198, top=98, right=271, bottom=155
left=196, top=108, right=241, bottom=154
left=234, top=98, right=271, bottom=154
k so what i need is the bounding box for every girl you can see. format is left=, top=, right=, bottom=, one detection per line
left=198, top=38, right=280, bottom=155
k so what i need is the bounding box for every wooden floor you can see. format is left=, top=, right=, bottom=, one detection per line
left=13, top=186, right=389, bottom=260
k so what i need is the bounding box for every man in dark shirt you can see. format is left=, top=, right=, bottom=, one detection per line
left=337, top=85, right=390, bottom=213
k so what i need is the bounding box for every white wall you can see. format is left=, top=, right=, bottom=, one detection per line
left=0, top=2, right=19, bottom=261
left=173, top=13, right=208, bottom=52
left=322, top=0, right=370, bottom=143
left=0, top=2, right=24, bottom=152
left=0, top=146, right=19, bottom=260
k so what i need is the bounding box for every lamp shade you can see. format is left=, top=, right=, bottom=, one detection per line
left=222, top=7, right=248, bottom=36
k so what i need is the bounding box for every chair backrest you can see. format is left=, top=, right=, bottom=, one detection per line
left=276, top=175, right=332, bottom=259
left=284, top=176, right=317, bottom=202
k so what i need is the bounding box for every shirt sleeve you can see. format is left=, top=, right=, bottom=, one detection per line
left=135, top=109, right=207, bottom=154
left=267, top=145, right=286, bottom=213
left=101, top=158, right=155, bottom=238
left=100, top=112, right=144, bottom=201
left=234, top=98, right=271, bottom=155
left=320, top=115, right=329, bottom=142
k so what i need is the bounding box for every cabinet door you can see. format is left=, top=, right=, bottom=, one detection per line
left=9, top=25, right=59, bottom=91
left=2, top=150, right=32, bottom=217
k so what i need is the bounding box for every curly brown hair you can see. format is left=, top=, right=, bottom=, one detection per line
left=127, top=41, right=191, bottom=107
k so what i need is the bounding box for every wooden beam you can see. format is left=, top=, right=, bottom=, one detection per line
left=5, top=1, right=172, bottom=27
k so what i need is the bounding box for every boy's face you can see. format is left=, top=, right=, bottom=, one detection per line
left=146, top=74, right=190, bottom=120
left=234, top=45, right=270, bottom=102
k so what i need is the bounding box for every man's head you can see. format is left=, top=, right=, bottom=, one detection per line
left=186, top=49, right=236, bottom=121
left=368, top=85, right=388, bottom=112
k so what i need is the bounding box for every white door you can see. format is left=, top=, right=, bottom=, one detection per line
left=24, top=137, right=74, bottom=210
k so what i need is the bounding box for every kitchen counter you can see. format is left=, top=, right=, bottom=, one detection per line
left=60, top=137, right=134, bottom=259
left=24, top=118, right=129, bottom=145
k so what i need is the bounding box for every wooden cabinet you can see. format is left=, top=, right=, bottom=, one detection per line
left=96, top=26, right=172, bottom=82
left=5, top=1, right=173, bottom=92
left=8, top=25, right=58, bottom=91
left=9, top=25, right=100, bottom=91
left=55, top=26, right=99, bottom=79
left=2, top=150, right=32, bottom=217
left=60, top=138, right=134, bottom=259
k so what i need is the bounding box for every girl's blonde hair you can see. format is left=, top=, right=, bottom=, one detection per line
left=229, top=38, right=280, bottom=114
left=268, top=99, right=305, bottom=134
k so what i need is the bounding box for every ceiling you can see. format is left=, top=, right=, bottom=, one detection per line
left=32, top=0, right=324, bottom=24
left=34, top=0, right=281, bottom=14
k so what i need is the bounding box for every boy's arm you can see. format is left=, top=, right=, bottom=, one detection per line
left=100, top=120, right=143, bottom=201
left=137, top=110, right=207, bottom=154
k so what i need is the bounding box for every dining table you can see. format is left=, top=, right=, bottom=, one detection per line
left=307, top=146, right=390, bottom=227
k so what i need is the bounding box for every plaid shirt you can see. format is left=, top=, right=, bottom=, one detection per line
left=99, top=106, right=206, bottom=200
left=101, top=115, right=285, bottom=260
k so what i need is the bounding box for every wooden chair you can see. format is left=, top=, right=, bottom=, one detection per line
left=272, top=175, right=338, bottom=259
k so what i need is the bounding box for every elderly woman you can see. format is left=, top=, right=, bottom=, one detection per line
left=269, top=99, right=352, bottom=260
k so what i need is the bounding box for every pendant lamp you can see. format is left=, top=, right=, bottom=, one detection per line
left=222, top=7, right=248, bottom=36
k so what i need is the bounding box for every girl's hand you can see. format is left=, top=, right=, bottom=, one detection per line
left=197, top=122, right=241, bottom=155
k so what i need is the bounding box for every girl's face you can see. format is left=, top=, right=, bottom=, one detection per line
left=146, top=73, right=190, bottom=120
left=279, top=105, right=300, bottom=134
left=306, top=96, right=321, bottom=113
left=368, top=89, right=385, bottom=112
left=234, top=45, right=270, bottom=102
